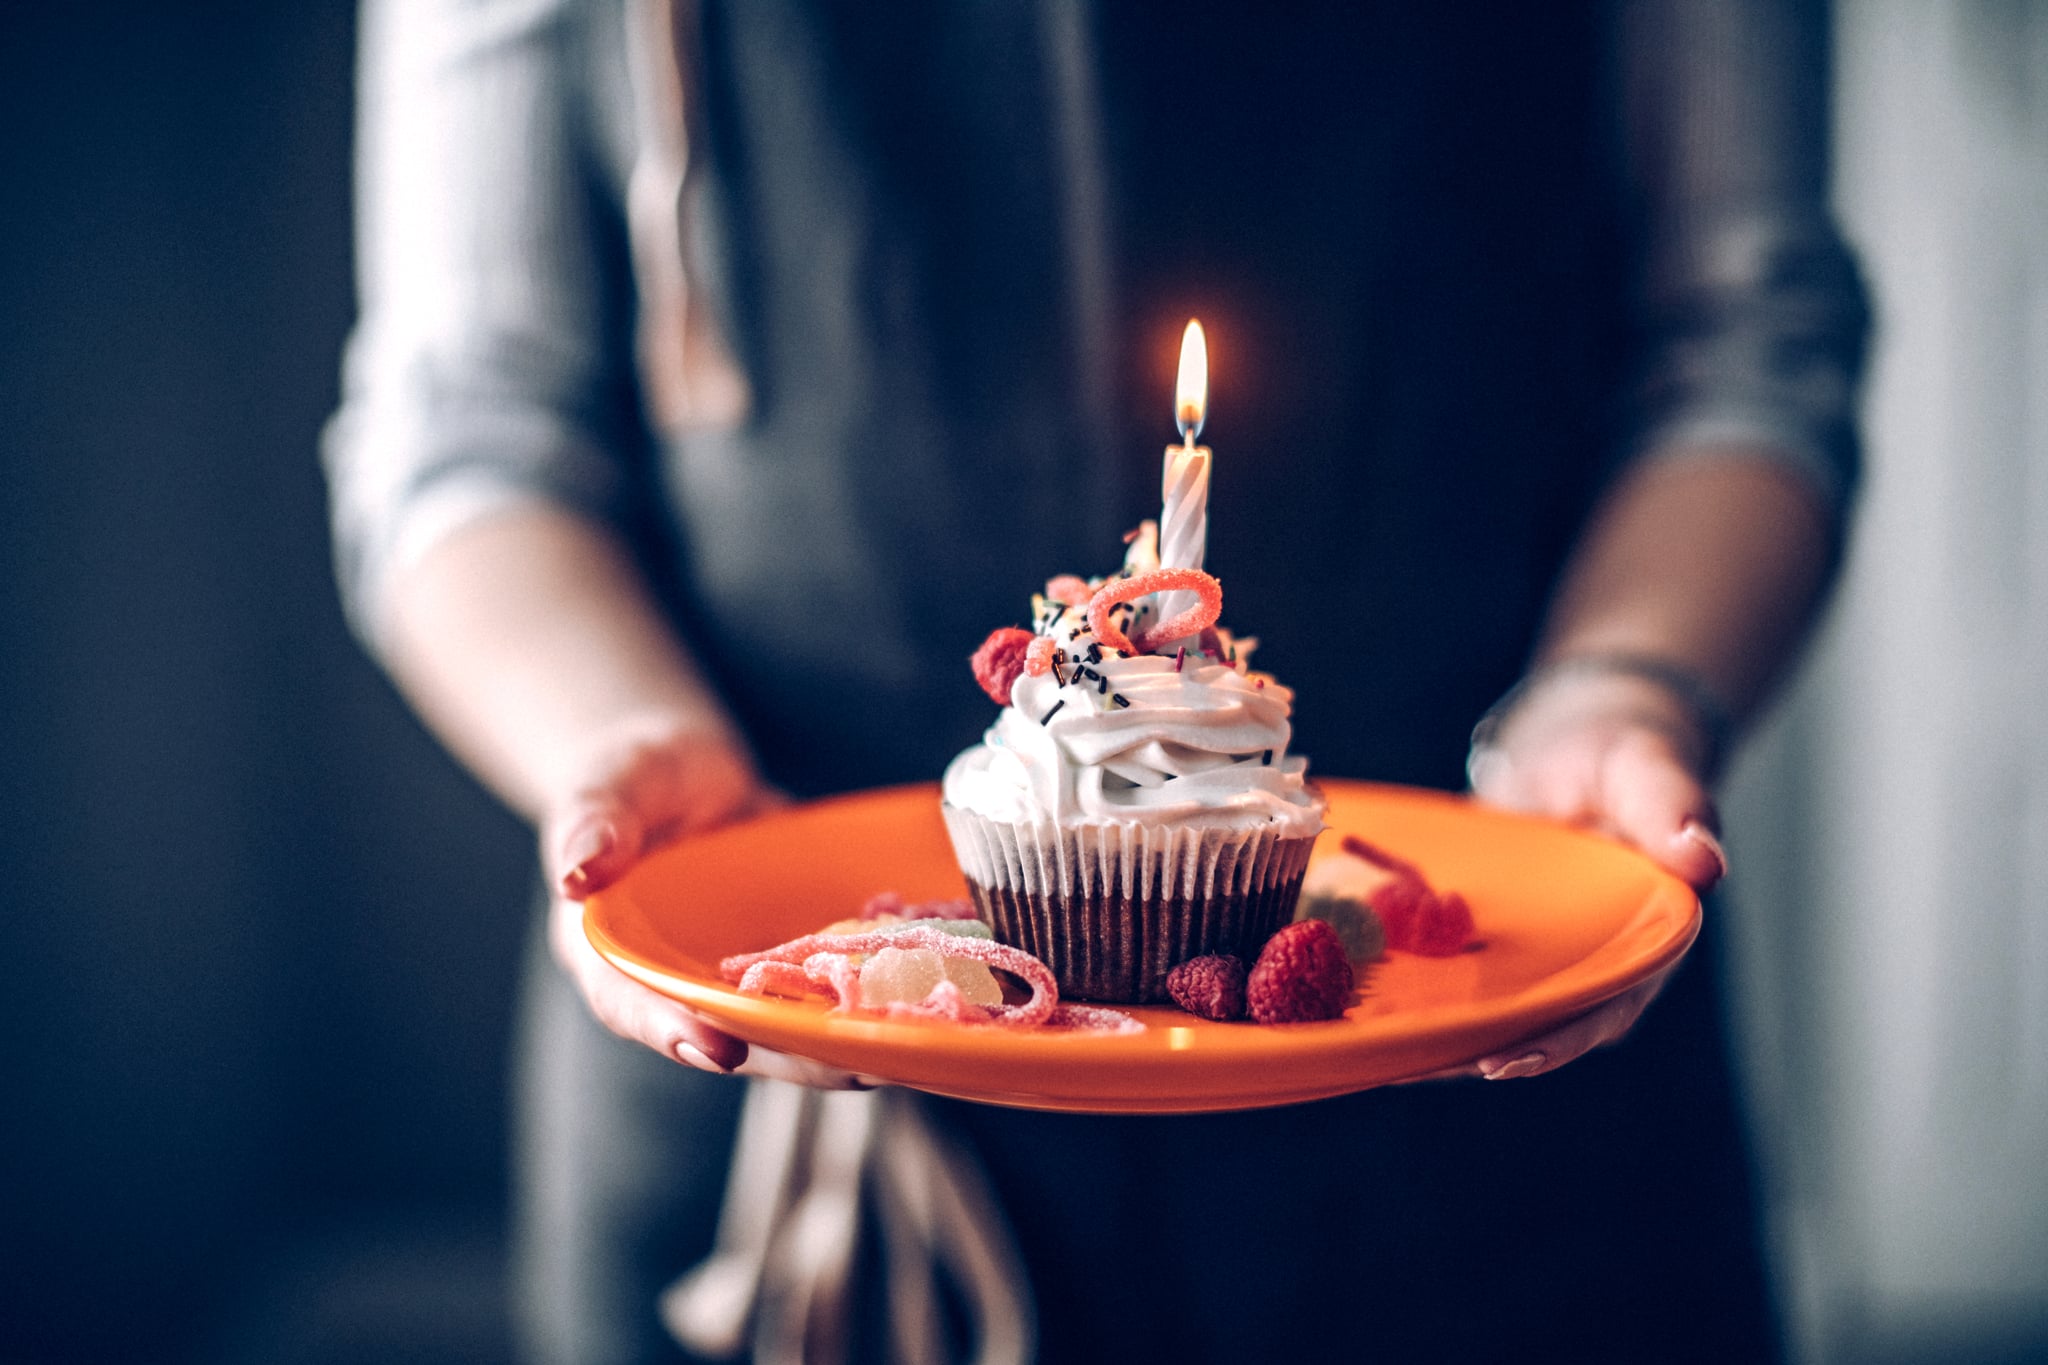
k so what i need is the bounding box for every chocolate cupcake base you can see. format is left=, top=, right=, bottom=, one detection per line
left=941, top=805, right=1319, bottom=1003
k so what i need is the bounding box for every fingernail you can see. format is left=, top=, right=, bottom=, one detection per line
left=1480, top=1051, right=1547, bottom=1081
left=1679, top=819, right=1729, bottom=882
left=559, top=820, right=616, bottom=896
left=674, top=1040, right=731, bottom=1073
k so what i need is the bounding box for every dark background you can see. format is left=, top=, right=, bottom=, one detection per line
left=1, top=5, right=532, bottom=1361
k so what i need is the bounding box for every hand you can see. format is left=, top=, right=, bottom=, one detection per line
left=1447, top=662, right=1729, bottom=1081
left=542, top=718, right=867, bottom=1088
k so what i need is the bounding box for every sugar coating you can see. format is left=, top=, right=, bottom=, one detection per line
left=860, top=946, right=1004, bottom=1009
left=725, top=924, right=1058, bottom=1028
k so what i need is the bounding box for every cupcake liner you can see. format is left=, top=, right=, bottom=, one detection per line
left=941, top=804, right=1317, bottom=1003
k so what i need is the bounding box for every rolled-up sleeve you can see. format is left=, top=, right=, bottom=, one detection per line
left=1619, top=0, right=1872, bottom=515
left=322, top=0, right=634, bottom=649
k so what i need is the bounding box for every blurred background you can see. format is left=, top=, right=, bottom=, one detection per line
left=0, top=3, right=2041, bottom=1364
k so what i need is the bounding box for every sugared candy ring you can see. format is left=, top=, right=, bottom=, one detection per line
left=1086, top=567, right=1223, bottom=656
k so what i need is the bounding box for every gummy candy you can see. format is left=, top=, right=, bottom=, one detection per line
left=859, top=946, right=1004, bottom=1010
left=724, top=924, right=1063, bottom=1028
left=1294, top=893, right=1386, bottom=966
left=1085, top=568, right=1223, bottom=656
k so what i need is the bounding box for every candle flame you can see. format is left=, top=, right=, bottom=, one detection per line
left=1175, top=319, right=1207, bottom=446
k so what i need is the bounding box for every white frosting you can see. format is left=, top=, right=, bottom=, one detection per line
left=943, top=545, right=1325, bottom=837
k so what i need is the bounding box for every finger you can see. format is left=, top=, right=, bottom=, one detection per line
left=551, top=739, right=772, bottom=899
left=580, top=960, right=751, bottom=1072
left=605, top=731, right=763, bottom=841
left=1599, top=730, right=1725, bottom=888
left=1390, top=1061, right=1486, bottom=1085
left=550, top=798, right=647, bottom=899
left=553, top=903, right=870, bottom=1089
left=551, top=898, right=751, bottom=1070
left=1475, top=972, right=1668, bottom=1080
left=733, top=1049, right=872, bottom=1090
left=1471, top=727, right=1605, bottom=828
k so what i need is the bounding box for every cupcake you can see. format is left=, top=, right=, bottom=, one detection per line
left=942, top=524, right=1326, bottom=1002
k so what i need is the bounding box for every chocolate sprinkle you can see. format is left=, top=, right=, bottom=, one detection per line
left=1112, top=693, right=1130, bottom=708
left=1262, top=749, right=1274, bottom=765
left=1042, top=699, right=1067, bottom=724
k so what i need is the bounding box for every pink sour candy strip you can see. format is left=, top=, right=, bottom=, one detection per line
left=879, top=977, right=996, bottom=1025
left=1086, top=568, right=1223, bottom=656
left=737, top=959, right=816, bottom=999
left=1044, top=1003, right=1144, bottom=1034
left=803, top=952, right=865, bottom=1012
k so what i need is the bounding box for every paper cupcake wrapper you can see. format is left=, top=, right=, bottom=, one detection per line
left=941, top=805, right=1318, bottom=1003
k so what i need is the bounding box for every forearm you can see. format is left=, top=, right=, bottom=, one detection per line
left=380, top=504, right=743, bottom=823
left=1533, top=448, right=1839, bottom=730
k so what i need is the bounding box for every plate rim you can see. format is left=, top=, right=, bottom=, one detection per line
left=584, top=779, right=1701, bottom=1112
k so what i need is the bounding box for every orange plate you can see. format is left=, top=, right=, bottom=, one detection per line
left=585, top=780, right=1698, bottom=1114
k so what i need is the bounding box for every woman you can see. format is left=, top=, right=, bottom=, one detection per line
left=327, top=2, right=1867, bottom=1360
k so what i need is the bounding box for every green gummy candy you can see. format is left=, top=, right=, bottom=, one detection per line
left=894, top=917, right=993, bottom=940
left=1295, top=893, right=1386, bottom=965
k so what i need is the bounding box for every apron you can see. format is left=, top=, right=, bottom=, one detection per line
left=513, top=5, right=1780, bottom=1361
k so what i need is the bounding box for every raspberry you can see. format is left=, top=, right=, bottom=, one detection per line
left=970, top=627, right=1035, bottom=705
left=906, top=897, right=981, bottom=921
left=1406, top=890, right=1475, bottom=957
left=1247, top=919, right=1354, bottom=1023
left=1364, top=869, right=1475, bottom=956
left=860, top=890, right=907, bottom=920
left=1367, top=875, right=1425, bottom=950
left=1166, top=954, right=1248, bottom=1021
left=1343, top=835, right=1475, bottom=956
